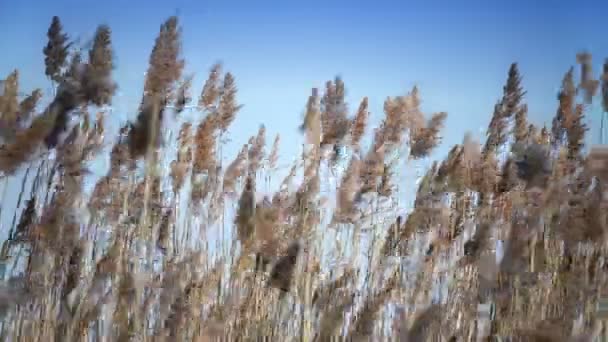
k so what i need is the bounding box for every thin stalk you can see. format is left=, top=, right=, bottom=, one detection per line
left=140, top=100, right=160, bottom=239
left=42, top=159, right=58, bottom=208
left=8, top=163, right=33, bottom=238
left=0, top=177, right=9, bottom=232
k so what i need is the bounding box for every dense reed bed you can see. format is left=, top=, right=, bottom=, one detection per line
left=0, top=15, right=608, bottom=341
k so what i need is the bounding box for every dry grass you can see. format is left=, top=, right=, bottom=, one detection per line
left=0, top=14, right=607, bottom=342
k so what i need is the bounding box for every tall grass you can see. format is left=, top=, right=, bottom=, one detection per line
left=0, top=14, right=607, bottom=341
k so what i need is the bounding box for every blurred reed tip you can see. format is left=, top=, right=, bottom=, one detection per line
left=223, top=144, right=248, bottom=194
left=409, top=111, right=448, bottom=159
left=512, top=142, right=552, bottom=189
left=248, top=124, right=266, bottom=176
left=463, top=239, right=479, bottom=257
left=143, top=16, right=184, bottom=105
left=381, top=215, right=402, bottom=258
left=401, top=304, right=443, bottom=342
left=312, top=267, right=355, bottom=308
left=350, top=96, right=369, bottom=148
left=576, top=51, right=599, bottom=104
left=300, top=87, right=322, bottom=146
left=192, top=112, right=219, bottom=179
left=320, top=77, right=351, bottom=147
left=596, top=297, right=608, bottom=319
left=267, top=134, right=280, bottom=170
left=15, top=196, right=37, bottom=240
left=170, top=122, right=193, bottom=193
left=587, top=145, right=608, bottom=184
left=174, top=74, right=193, bottom=114
left=218, top=72, right=242, bottom=132
left=81, top=24, right=116, bottom=107
left=253, top=195, right=279, bottom=273
left=157, top=209, right=173, bottom=253
left=267, top=240, right=301, bottom=293
left=128, top=95, right=165, bottom=158
left=0, top=277, right=35, bottom=318
left=236, top=175, right=256, bottom=246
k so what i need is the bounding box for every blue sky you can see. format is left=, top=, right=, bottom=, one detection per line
left=1, top=0, right=607, bottom=172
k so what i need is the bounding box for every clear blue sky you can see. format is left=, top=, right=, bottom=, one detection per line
left=1, top=0, right=607, bottom=169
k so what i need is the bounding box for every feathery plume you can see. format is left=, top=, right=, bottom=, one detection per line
left=218, top=72, right=242, bottom=132
left=1, top=76, right=85, bottom=172
left=223, top=144, right=248, bottom=194
left=502, top=62, right=525, bottom=117
left=17, top=89, right=43, bottom=126
left=267, top=134, right=280, bottom=170
left=248, top=125, right=266, bottom=176
left=409, top=111, right=447, bottom=159
left=484, top=101, right=507, bottom=154
left=192, top=113, right=219, bottom=177
left=513, top=104, right=529, bottom=144
left=566, top=103, right=587, bottom=161
left=350, top=97, right=369, bottom=149
left=143, top=16, right=184, bottom=102
left=551, top=68, right=576, bottom=147
left=129, top=16, right=184, bottom=158
left=43, top=16, right=71, bottom=82
left=300, top=88, right=322, bottom=146
left=253, top=196, right=280, bottom=272
left=321, top=77, right=350, bottom=146
left=128, top=94, right=164, bottom=157
left=0, top=70, right=19, bottom=128
left=82, top=24, right=116, bottom=106
left=198, top=63, right=222, bottom=111
left=335, top=157, right=361, bottom=223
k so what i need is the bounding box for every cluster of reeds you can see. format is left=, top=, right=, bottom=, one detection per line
left=1, top=14, right=608, bottom=341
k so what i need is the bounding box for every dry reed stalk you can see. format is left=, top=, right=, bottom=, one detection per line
left=347, top=271, right=399, bottom=340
